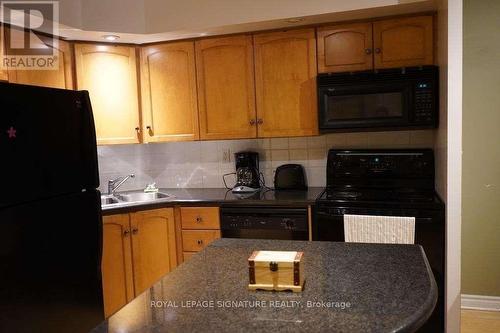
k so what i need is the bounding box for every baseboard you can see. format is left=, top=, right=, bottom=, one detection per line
left=461, top=294, right=500, bottom=311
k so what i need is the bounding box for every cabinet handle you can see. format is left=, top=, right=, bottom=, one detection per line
left=365, top=48, right=372, bottom=55
left=132, top=228, right=139, bottom=235
left=375, top=48, right=381, bottom=54
left=197, top=239, right=204, bottom=245
left=195, top=216, right=203, bottom=223
left=249, top=119, right=256, bottom=126
left=135, top=127, right=140, bottom=132
left=123, top=229, right=130, bottom=237
left=257, top=118, right=263, bottom=125
left=146, top=126, right=151, bottom=130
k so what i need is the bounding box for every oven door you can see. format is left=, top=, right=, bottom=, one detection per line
left=313, top=206, right=444, bottom=274
left=313, top=206, right=445, bottom=332
left=318, top=81, right=412, bottom=131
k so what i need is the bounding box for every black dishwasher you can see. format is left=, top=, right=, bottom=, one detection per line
left=220, top=206, right=309, bottom=240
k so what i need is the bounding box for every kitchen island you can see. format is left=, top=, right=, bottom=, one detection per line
left=90, top=239, right=437, bottom=333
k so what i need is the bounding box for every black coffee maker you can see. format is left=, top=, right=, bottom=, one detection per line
left=233, top=152, right=260, bottom=193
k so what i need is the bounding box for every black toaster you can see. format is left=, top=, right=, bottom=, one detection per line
left=274, top=164, right=307, bottom=190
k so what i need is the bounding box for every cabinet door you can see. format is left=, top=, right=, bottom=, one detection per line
left=141, top=42, right=199, bottom=142
left=7, top=27, right=74, bottom=89
left=373, top=16, right=433, bottom=69
left=195, top=35, right=257, bottom=140
left=102, top=214, right=134, bottom=318
left=0, top=25, right=8, bottom=81
left=317, top=23, right=373, bottom=73
left=254, top=29, right=318, bottom=138
left=74, top=44, right=141, bottom=145
left=130, top=208, right=177, bottom=295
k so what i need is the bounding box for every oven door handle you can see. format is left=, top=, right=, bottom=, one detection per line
left=316, top=211, right=343, bottom=218
left=316, top=211, right=436, bottom=223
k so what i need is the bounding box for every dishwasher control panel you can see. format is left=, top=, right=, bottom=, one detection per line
left=223, top=215, right=307, bottom=231
left=220, top=206, right=309, bottom=240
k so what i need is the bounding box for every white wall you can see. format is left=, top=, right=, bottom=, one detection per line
left=434, top=0, right=462, bottom=332
left=97, top=131, right=434, bottom=193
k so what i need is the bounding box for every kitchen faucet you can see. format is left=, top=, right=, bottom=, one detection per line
left=108, top=174, right=135, bottom=195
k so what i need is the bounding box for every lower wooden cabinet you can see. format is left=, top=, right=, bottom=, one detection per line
left=102, top=208, right=177, bottom=317
left=130, top=209, right=177, bottom=295
left=101, top=214, right=134, bottom=318
left=0, top=25, right=8, bottom=81
left=178, top=207, right=221, bottom=261
left=182, top=230, right=221, bottom=252
left=183, top=251, right=196, bottom=261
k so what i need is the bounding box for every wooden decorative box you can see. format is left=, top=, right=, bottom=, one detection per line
left=248, top=250, right=304, bottom=292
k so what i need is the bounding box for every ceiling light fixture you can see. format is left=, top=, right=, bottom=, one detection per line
left=102, top=35, right=120, bottom=41
left=285, top=18, right=305, bottom=24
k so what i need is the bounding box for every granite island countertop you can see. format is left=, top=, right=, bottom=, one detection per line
left=90, top=239, right=437, bottom=333
left=102, top=187, right=324, bottom=214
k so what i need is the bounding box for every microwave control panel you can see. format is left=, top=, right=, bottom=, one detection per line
left=414, top=81, right=435, bottom=123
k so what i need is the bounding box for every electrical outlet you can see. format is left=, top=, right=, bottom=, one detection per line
left=222, top=148, right=231, bottom=163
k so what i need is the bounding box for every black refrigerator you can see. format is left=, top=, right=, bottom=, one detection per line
left=0, top=82, right=104, bottom=332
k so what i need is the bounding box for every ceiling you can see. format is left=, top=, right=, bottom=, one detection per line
left=1, top=0, right=436, bottom=44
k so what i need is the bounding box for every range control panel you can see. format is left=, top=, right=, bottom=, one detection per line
left=326, top=149, right=435, bottom=188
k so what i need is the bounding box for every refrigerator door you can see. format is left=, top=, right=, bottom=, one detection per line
left=0, top=82, right=99, bottom=207
left=0, top=189, right=104, bottom=333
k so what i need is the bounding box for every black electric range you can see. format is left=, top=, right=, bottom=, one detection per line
left=313, top=149, right=445, bottom=333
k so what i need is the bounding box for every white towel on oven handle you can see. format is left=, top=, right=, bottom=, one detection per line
left=343, top=214, right=415, bottom=244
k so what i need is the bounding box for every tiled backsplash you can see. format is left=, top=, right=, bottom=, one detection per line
left=97, top=130, right=435, bottom=193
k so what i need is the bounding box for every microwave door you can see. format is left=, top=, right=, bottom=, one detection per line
left=319, top=83, right=411, bottom=131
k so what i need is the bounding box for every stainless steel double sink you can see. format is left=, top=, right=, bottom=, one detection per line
left=101, top=190, right=174, bottom=208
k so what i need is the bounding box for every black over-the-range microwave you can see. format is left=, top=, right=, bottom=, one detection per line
left=317, top=66, right=439, bottom=132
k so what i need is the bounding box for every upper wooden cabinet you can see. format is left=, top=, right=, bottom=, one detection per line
left=317, top=15, right=434, bottom=73
left=130, top=208, right=177, bottom=295
left=74, top=44, right=141, bottom=145
left=6, top=27, right=74, bottom=89
left=140, top=42, right=199, bottom=142
left=254, top=29, right=318, bottom=137
left=373, top=16, right=433, bottom=68
left=317, top=23, right=373, bottom=73
left=195, top=35, right=257, bottom=140
left=102, top=214, right=134, bottom=318
left=0, top=25, right=8, bottom=81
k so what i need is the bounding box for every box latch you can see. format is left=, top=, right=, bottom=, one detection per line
left=269, top=261, right=278, bottom=272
